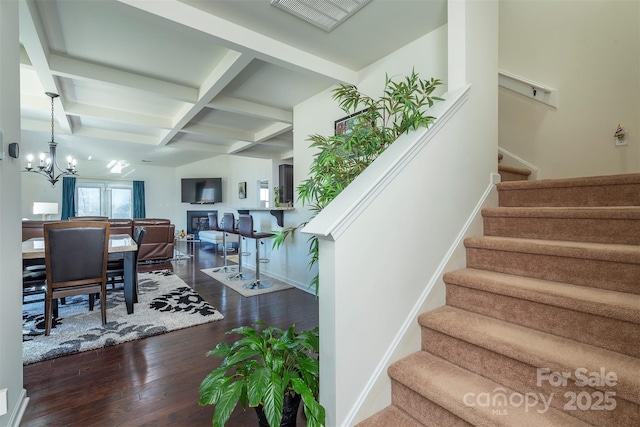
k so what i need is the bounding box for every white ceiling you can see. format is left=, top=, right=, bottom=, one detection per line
left=19, top=0, right=447, bottom=171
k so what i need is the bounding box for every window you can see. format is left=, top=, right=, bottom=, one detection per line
left=258, top=179, right=270, bottom=207
left=76, top=180, right=133, bottom=218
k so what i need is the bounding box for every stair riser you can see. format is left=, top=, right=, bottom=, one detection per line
left=421, top=328, right=639, bottom=427
left=483, top=216, right=640, bottom=245
left=466, top=247, right=640, bottom=294
left=445, top=284, right=640, bottom=358
left=391, top=381, right=472, bottom=427
left=498, top=183, right=640, bottom=207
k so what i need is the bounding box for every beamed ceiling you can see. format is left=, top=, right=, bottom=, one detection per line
left=19, top=0, right=447, bottom=172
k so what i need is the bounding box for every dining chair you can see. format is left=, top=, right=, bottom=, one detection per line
left=43, top=221, right=110, bottom=336
left=106, top=226, right=146, bottom=299
left=68, top=216, right=109, bottom=221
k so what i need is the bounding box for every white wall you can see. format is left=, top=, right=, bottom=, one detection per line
left=499, top=0, right=640, bottom=179
left=0, top=1, right=28, bottom=425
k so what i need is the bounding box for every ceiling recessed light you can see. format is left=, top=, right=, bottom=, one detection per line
left=270, top=0, right=371, bottom=32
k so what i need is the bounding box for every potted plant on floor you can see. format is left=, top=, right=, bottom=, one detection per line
left=199, top=322, right=324, bottom=427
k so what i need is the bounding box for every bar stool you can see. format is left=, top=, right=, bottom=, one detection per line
left=238, top=214, right=274, bottom=289
left=210, top=213, right=237, bottom=274
left=226, top=212, right=254, bottom=281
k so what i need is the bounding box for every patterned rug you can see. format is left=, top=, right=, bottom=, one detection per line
left=22, top=270, right=223, bottom=365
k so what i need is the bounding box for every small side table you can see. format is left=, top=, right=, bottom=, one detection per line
left=174, top=234, right=200, bottom=258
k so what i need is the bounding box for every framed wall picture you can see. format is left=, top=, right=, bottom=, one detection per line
left=238, top=182, right=247, bottom=199
left=334, top=109, right=368, bottom=136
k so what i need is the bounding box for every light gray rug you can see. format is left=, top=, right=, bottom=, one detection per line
left=201, top=267, right=294, bottom=297
left=22, top=270, right=223, bottom=365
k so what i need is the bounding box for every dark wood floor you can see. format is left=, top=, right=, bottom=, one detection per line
left=22, top=244, right=319, bottom=426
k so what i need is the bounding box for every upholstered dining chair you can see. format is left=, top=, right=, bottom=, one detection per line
left=106, top=226, right=146, bottom=299
left=43, top=221, right=110, bottom=336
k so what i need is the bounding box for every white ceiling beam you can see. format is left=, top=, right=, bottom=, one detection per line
left=180, top=123, right=254, bottom=142
left=166, top=140, right=230, bottom=154
left=64, top=102, right=172, bottom=129
left=227, top=140, right=255, bottom=155
left=49, top=54, right=198, bottom=103
left=160, top=50, right=253, bottom=146
left=71, top=127, right=161, bottom=146
left=280, top=150, right=294, bottom=160
left=208, top=96, right=292, bottom=123
left=19, top=0, right=72, bottom=134
left=254, top=122, right=292, bottom=143
left=118, top=0, right=357, bottom=85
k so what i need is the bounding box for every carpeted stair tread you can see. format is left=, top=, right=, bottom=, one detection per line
left=497, top=173, right=640, bottom=191
left=355, top=405, right=424, bottom=427
left=388, top=351, right=591, bottom=427
left=418, top=306, right=640, bottom=404
left=465, top=236, right=639, bottom=294
left=482, top=206, right=640, bottom=219
left=464, top=236, right=640, bottom=264
left=443, top=268, right=640, bottom=324
left=482, top=206, right=640, bottom=244
left=497, top=173, right=640, bottom=207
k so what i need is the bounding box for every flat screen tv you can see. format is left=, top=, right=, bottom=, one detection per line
left=181, top=178, right=223, bottom=204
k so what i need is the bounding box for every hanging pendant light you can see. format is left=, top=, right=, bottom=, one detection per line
left=25, top=92, right=77, bottom=186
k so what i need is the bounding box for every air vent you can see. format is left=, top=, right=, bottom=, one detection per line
left=270, top=0, right=371, bottom=32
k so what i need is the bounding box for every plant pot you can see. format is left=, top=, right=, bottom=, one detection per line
left=255, top=393, right=301, bottom=427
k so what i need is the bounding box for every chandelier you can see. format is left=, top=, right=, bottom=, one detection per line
left=25, top=92, right=77, bottom=186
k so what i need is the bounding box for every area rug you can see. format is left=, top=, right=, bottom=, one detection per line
left=201, top=267, right=294, bottom=297
left=22, top=270, right=223, bottom=365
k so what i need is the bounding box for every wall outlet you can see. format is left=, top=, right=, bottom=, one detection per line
left=615, top=136, right=628, bottom=147
left=0, top=388, right=7, bottom=416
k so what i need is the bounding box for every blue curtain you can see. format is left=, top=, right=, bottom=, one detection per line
left=133, top=180, right=146, bottom=218
left=61, top=176, right=76, bottom=220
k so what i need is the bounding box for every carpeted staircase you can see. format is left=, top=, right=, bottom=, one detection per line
left=356, top=173, right=640, bottom=426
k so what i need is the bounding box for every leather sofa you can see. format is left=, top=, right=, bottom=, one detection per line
left=22, top=218, right=176, bottom=262
left=108, top=219, right=134, bottom=236
left=22, top=220, right=55, bottom=242
left=132, top=218, right=175, bottom=262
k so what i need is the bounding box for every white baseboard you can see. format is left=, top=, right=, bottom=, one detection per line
left=6, top=389, right=28, bottom=427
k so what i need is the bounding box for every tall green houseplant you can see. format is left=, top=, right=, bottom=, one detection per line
left=273, top=70, right=443, bottom=292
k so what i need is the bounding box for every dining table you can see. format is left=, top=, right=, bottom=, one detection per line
left=22, top=234, right=139, bottom=314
